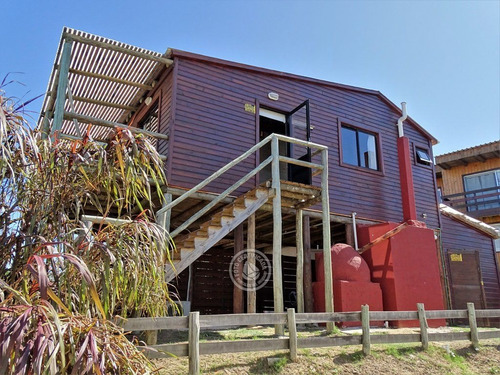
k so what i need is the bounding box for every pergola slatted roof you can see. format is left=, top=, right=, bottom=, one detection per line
left=39, top=27, right=172, bottom=141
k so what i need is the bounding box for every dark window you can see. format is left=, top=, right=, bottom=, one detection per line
left=416, top=147, right=432, bottom=165
left=341, top=126, right=379, bottom=170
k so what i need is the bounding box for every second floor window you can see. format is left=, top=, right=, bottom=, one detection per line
left=463, top=169, right=500, bottom=212
left=341, top=125, right=379, bottom=170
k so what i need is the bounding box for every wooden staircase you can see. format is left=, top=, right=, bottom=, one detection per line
left=165, top=186, right=273, bottom=282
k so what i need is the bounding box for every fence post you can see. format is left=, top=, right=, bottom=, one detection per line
left=189, top=311, right=200, bottom=375
left=417, top=303, right=429, bottom=350
left=287, top=308, right=298, bottom=362
left=361, top=304, right=371, bottom=356
left=467, top=302, right=479, bottom=350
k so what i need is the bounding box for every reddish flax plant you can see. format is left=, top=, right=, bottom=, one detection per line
left=0, top=84, right=175, bottom=372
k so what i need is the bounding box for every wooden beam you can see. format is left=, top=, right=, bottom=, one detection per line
left=188, top=312, right=200, bottom=375
left=358, top=222, right=408, bottom=254
left=287, top=308, right=298, bottom=362
left=467, top=303, right=479, bottom=349
left=72, top=95, right=137, bottom=111
left=63, top=111, right=169, bottom=140
left=63, top=32, right=173, bottom=66
left=68, top=67, right=154, bottom=90
left=296, top=209, right=304, bottom=314
left=66, top=86, right=83, bottom=137
left=321, top=148, right=334, bottom=333
left=81, top=215, right=131, bottom=226
left=271, top=136, right=284, bottom=335
left=417, top=303, right=429, bottom=350
left=361, top=304, right=371, bottom=356
left=233, top=224, right=244, bottom=314
left=303, top=215, right=314, bottom=313
left=247, top=214, right=256, bottom=314
left=52, top=39, right=73, bottom=136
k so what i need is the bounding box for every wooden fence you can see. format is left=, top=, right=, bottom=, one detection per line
left=121, top=303, right=500, bottom=375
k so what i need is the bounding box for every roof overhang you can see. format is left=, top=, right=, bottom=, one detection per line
left=435, top=140, right=500, bottom=169
left=38, top=27, right=172, bottom=141
left=440, top=203, right=500, bottom=239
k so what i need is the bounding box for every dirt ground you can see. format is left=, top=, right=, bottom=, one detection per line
left=152, top=327, right=500, bottom=374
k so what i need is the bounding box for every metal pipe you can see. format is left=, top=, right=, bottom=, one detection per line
left=397, top=102, right=407, bottom=138
left=352, top=212, right=359, bottom=251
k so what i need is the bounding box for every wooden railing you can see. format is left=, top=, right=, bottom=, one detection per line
left=442, top=186, right=500, bottom=217
left=121, top=303, right=500, bottom=375
left=155, top=133, right=328, bottom=238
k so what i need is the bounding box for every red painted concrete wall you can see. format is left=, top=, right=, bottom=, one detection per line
left=313, top=244, right=384, bottom=327
left=358, top=223, right=446, bottom=327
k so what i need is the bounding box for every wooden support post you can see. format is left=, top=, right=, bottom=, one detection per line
left=247, top=214, right=256, bottom=314
left=188, top=311, right=200, bottom=375
left=361, top=304, right=371, bottom=356
left=233, top=224, right=245, bottom=314
left=345, top=223, right=355, bottom=247
left=321, top=149, right=334, bottom=332
left=271, top=136, right=284, bottom=335
left=303, top=215, right=314, bottom=313
left=157, top=193, right=172, bottom=232
left=41, top=111, right=52, bottom=140
left=296, top=209, right=304, bottom=313
left=52, top=39, right=73, bottom=137
left=467, top=302, right=479, bottom=350
left=417, top=303, right=429, bottom=350
left=145, top=330, right=158, bottom=346
left=287, top=308, right=298, bottom=362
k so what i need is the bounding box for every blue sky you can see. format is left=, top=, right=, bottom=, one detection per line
left=2, top=0, right=499, bottom=155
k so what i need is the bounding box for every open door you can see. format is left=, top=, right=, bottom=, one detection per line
left=258, top=100, right=312, bottom=184
left=287, top=100, right=312, bottom=185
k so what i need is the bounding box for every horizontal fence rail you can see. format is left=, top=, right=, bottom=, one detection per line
left=120, top=303, right=500, bottom=375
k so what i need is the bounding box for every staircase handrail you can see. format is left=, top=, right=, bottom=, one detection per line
left=157, top=133, right=327, bottom=238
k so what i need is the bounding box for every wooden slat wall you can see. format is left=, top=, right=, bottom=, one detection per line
left=168, top=58, right=439, bottom=227
left=189, top=246, right=234, bottom=315
left=157, top=71, right=174, bottom=159
left=441, top=215, right=500, bottom=310
left=440, top=159, right=500, bottom=196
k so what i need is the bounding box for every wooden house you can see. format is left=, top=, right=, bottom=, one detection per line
left=39, top=28, right=500, bottom=327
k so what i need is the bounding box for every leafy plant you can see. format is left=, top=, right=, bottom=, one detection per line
left=0, top=83, right=175, bottom=372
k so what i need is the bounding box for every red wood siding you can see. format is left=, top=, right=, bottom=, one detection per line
left=168, top=57, right=440, bottom=226
left=157, top=70, right=173, bottom=160
left=441, top=215, right=500, bottom=310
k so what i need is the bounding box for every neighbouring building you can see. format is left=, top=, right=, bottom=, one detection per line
left=436, top=141, right=500, bottom=262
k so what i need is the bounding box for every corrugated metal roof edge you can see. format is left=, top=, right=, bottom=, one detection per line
left=435, top=140, right=500, bottom=159
left=168, top=48, right=439, bottom=145
left=440, top=203, right=500, bottom=239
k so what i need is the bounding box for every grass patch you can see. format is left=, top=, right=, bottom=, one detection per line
left=444, top=350, right=470, bottom=373
left=270, top=356, right=289, bottom=373
left=385, top=345, right=417, bottom=359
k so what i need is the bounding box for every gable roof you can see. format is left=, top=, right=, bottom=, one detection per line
left=168, top=49, right=438, bottom=145
left=440, top=203, right=500, bottom=239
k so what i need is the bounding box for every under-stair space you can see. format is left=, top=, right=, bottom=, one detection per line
left=165, top=181, right=323, bottom=282
left=156, top=133, right=335, bottom=335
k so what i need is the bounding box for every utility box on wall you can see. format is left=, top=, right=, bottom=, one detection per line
left=358, top=223, right=446, bottom=328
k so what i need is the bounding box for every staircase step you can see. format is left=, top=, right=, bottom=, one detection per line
left=207, top=224, right=223, bottom=235
left=194, top=236, right=208, bottom=247
left=220, top=215, right=235, bottom=226
left=165, top=186, right=272, bottom=282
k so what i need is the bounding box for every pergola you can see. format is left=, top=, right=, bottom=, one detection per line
left=39, top=27, right=171, bottom=143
